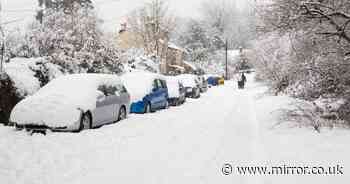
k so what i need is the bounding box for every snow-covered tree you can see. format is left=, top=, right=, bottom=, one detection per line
left=18, top=3, right=121, bottom=74
left=200, top=0, right=256, bottom=48
left=250, top=0, right=350, bottom=124
left=126, top=0, right=176, bottom=56
left=36, top=0, right=93, bottom=23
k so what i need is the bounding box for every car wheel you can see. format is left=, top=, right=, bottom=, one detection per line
left=196, top=89, right=200, bottom=98
left=144, top=102, right=151, bottom=113
left=118, top=106, right=127, bottom=121
left=79, top=112, right=91, bottom=132
left=164, top=101, right=169, bottom=109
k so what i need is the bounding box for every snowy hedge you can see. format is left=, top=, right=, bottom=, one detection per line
left=249, top=31, right=350, bottom=126
left=0, top=58, right=63, bottom=124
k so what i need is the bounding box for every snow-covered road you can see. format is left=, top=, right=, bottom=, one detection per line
left=1, top=75, right=350, bottom=184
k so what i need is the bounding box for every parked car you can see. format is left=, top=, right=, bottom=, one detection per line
left=218, top=76, right=225, bottom=85
left=166, top=77, right=186, bottom=106
left=177, top=74, right=201, bottom=99
left=10, top=74, right=130, bottom=133
left=197, top=75, right=208, bottom=93
left=121, top=71, right=169, bottom=113
left=206, top=75, right=219, bottom=87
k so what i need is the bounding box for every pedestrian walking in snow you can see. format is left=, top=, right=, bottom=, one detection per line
left=237, top=73, right=247, bottom=89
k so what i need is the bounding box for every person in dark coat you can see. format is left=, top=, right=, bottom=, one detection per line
left=237, top=73, right=247, bottom=89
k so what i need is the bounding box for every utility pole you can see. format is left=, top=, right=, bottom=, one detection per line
left=0, top=2, right=4, bottom=75
left=225, top=39, right=228, bottom=80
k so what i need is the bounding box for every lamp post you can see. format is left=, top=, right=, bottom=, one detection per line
left=225, top=39, right=228, bottom=80
left=0, top=2, right=4, bottom=75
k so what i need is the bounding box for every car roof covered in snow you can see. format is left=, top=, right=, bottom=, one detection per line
left=10, top=74, right=123, bottom=128
left=177, top=74, right=198, bottom=88
left=38, top=74, right=123, bottom=93
left=121, top=70, right=165, bottom=102
left=166, top=76, right=181, bottom=98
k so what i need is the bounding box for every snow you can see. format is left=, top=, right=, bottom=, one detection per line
left=10, top=74, right=123, bottom=128
left=228, top=49, right=240, bottom=59
left=166, top=77, right=181, bottom=98
left=121, top=49, right=160, bottom=73
left=1, top=73, right=350, bottom=184
left=168, top=42, right=186, bottom=52
left=169, top=64, right=185, bottom=72
left=3, top=57, right=64, bottom=97
left=4, top=58, right=42, bottom=97
left=177, top=74, right=198, bottom=88
left=131, top=56, right=160, bottom=73
left=203, top=74, right=220, bottom=79
left=183, top=61, right=197, bottom=71
left=121, top=70, right=164, bottom=102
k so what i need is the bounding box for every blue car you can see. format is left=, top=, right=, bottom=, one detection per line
left=207, top=76, right=218, bottom=86
left=121, top=71, right=169, bottom=114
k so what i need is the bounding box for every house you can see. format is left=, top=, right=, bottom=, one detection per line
left=158, top=40, right=189, bottom=75
left=117, top=23, right=143, bottom=51
left=116, top=23, right=192, bottom=75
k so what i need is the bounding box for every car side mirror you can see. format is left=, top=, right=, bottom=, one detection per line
left=152, top=87, right=158, bottom=92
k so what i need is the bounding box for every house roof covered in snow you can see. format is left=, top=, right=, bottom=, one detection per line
left=159, top=40, right=186, bottom=53
left=183, top=61, right=197, bottom=71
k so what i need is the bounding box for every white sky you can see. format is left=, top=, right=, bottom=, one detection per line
left=0, top=0, right=249, bottom=32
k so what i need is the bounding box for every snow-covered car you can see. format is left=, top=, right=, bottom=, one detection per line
left=218, top=76, right=225, bottom=85
left=166, top=77, right=186, bottom=106
left=121, top=71, right=169, bottom=113
left=10, top=74, right=130, bottom=133
left=205, top=75, right=221, bottom=87
left=177, top=74, right=201, bottom=99
left=197, top=75, right=208, bottom=93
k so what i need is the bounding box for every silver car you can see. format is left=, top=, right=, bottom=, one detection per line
left=10, top=74, right=130, bottom=133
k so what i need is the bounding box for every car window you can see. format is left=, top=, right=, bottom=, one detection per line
left=116, top=84, right=128, bottom=93
left=155, top=79, right=162, bottom=89
left=121, top=85, right=128, bottom=93
left=179, top=82, right=184, bottom=89
left=160, top=80, right=167, bottom=88
left=153, top=80, right=159, bottom=90
left=98, top=85, right=117, bottom=96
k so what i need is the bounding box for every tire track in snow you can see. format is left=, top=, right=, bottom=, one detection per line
left=199, top=81, right=265, bottom=184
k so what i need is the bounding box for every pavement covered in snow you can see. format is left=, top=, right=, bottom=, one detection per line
left=1, top=74, right=350, bottom=184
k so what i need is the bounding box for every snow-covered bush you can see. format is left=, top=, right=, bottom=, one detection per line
left=120, top=48, right=160, bottom=73
left=0, top=58, right=63, bottom=124
left=251, top=0, right=350, bottom=126
left=250, top=31, right=350, bottom=125
left=0, top=74, right=22, bottom=124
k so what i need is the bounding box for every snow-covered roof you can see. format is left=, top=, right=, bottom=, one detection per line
left=166, top=77, right=181, bottom=98
left=183, top=61, right=197, bottom=71
left=177, top=74, right=198, bottom=88
left=203, top=74, right=221, bottom=79
left=159, top=40, right=186, bottom=52
left=169, top=64, right=185, bottom=71
left=168, top=42, right=185, bottom=52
